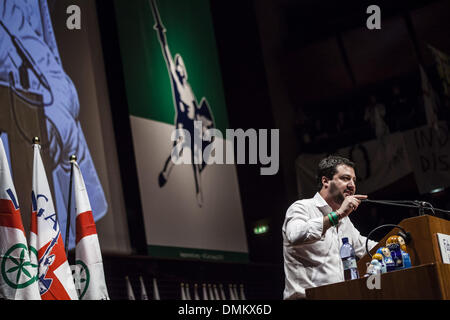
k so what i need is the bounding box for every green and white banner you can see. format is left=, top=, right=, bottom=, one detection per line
left=115, top=0, right=248, bottom=262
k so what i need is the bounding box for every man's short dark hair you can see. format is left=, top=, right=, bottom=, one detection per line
left=316, top=156, right=355, bottom=190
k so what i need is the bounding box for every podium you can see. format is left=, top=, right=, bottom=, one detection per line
left=305, top=215, right=450, bottom=299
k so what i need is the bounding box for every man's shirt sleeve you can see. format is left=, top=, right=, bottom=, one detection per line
left=284, top=201, right=323, bottom=245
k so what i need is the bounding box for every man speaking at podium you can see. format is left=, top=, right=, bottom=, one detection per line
left=282, top=156, right=377, bottom=299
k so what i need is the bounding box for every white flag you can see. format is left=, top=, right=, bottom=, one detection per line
left=153, top=278, right=160, bottom=300
left=0, top=139, right=40, bottom=300
left=208, top=283, right=215, bottom=300
left=228, top=284, right=236, bottom=300
left=213, top=284, right=220, bottom=300
left=239, top=284, right=246, bottom=300
left=233, top=284, right=239, bottom=300
left=73, top=160, right=109, bottom=300
left=185, top=283, right=191, bottom=300
left=202, top=283, right=208, bottom=300
left=194, top=283, right=200, bottom=300
left=125, top=276, right=135, bottom=300
left=180, top=283, right=186, bottom=300
left=219, top=284, right=226, bottom=300
left=139, top=276, right=148, bottom=300
left=30, top=143, right=78, bottom=300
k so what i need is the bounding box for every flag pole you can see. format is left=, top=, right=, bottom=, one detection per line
left=65, top=154, right=76, bottom=258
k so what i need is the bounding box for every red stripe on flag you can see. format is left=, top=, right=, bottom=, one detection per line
left=0, top=199, right=19, bottom=213
left=0, top=199, right=25, bottom=233
left=76, top=210, right=97, bottom=244
left=31, top=210, right=37, bottom=234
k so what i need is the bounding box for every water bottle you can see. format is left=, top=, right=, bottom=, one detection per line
left=340, top=237, right=360, bottom=281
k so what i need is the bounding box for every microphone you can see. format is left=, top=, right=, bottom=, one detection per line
left=361, top=199, right=415, bottom=257
left=362, top=198, right=450, bottom=257
left=361, top=198, right=450, bottom=217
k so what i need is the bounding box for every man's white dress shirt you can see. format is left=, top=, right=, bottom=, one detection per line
left=282, top=192, right=377, bottom=299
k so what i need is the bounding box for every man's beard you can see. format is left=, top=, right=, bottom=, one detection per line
left=329, top=182, right=345, bottom=204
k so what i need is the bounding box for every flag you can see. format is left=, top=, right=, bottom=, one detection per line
left=185, top=283, right=191, bottom=300
left=139, top=276, right=148, bottom=300
left=233, top=284, right=239, bottom=300
left=29, top=143, right=78, bottom=300
left=219, top=284, right=226, bottom=300
left=228, top=284, right=236, bottom=300
left=72, top=159, right=109, bottom=300
left=213, top=284, right=220, bottom=300
left=125, top=276, right=135, bottom=300
left=202, top=283, right=208, bottom=300
left=419, top=64, right=440, bottom=129
left=193, top=283, right=200, bottom=300
left=180, top=282, right=186, bottom=300
left=0, top=139, right=40, bottom=300
left=208, top=283, right=215, bottom=300
left=428, top=45, right=450, bottom=97
left=153, top=278, right=160, bottom=300
left=239, top=284, right=246, bottom=300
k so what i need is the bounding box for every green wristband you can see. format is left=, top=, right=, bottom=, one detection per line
left=331, top=211, right=339, bottom=225
left=328, top=213, right=336, bottom=227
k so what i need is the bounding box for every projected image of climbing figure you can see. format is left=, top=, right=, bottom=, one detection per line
left=150, top=0, right=215, bottom=207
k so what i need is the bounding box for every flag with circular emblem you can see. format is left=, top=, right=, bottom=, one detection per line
left=29, top=144, right=78, bottom=300
left=73, top=160, right=109, bottom=300
left=0, top=139, right=41, bottom=300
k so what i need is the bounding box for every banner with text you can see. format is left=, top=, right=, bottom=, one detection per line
left=296, top=132, right=412, bottom=198
left=296, top=123, right=450, bottom=197
left=403, top=122, right=450, bottom=194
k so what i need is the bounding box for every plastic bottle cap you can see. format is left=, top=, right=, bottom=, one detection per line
left=342, top=237, right=349, bottom=244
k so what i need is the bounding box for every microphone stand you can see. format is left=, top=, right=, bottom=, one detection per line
left=361, top=199, right=450, bottom=217
left=362, top=199, right=450, bottom=258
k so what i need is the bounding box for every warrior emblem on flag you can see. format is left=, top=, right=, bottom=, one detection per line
left=0, top=138, right=41, bottom=299
left=73, top=260, right=90, bottom=299
left=36, top=231, right=59, bottom=295
left=72, top=158, right=109, bottom=300
left=150, top=0, right=215, bottom=207
left=1, top=244, right=38, bottom=289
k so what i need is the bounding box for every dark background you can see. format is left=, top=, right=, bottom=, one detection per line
left=94, top=0, right=450, bottom=299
